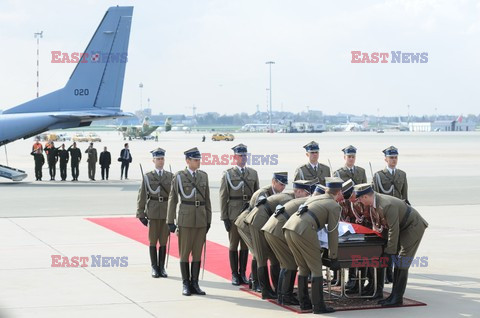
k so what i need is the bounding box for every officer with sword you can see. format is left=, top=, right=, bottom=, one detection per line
left=136, top=148, right=174, bottom=278
left=167, top=147, right=212, bottom=296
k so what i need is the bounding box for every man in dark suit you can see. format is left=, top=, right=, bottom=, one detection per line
left=57, top=144, right=69, bottom=181
left=119, top=143, right=132, bottom=180
left=99, top=146, right=111, bottom=180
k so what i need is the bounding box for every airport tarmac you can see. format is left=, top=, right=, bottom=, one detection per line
left=1, top=131, right=479, bottom=318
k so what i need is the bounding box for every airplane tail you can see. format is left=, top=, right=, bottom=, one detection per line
left=4, top=6, right=133, bottom=114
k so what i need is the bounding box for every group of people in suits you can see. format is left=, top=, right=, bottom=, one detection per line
left=30, top=140, right=133, bottom=181
left=136, top=140, right=428, bottom=314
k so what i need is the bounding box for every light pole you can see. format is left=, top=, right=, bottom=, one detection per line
left=139, top=82, right=144, bottom=110
left=407, top=104, right=410, bottom=124
left=266, top=61, right=275, bottom=132
left=34, top=31, right=43, bottom=98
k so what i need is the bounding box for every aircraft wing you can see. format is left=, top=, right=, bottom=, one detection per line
left=50, top=111, right=134, bottom=121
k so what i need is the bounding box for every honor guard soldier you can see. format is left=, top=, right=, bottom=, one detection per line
left=262, top=179, right=318, bottom=305
left=294, top=141, right=330, bottom=185
left=355, top=183, right=428, bottom=307
left=334, top=145, right=367, bottom=185
left=167, top=147, right=212, bottom=296
left=245, top=174, right=291, bottom=300
left=372, top=146, right=409, bottom=283
left=235, top=172, right=286, bottom=292
left=220, top=144, right=259, bottom=286
left=283, top=177, right=343, bottom=314
left=373, top=146, right=408, bottom=203
left=136, top=148, right=174, bottom=278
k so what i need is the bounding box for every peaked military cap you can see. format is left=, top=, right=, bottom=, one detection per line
left=325, top=177, right=344, bottom=189
left=303, top=141, right=319, bottom=152
left=232, top=143, right=248, bottom=155
left=383, top=146, right=399, bottom=157
left=184, top=147, right=201, bottom=159
left=342, top=145, right=357, bottom=155
left=354, top=183, right=374, bottom=197
left=151, top=147, right=166, bottom=158
left=273, top=172, right=288, bottom=185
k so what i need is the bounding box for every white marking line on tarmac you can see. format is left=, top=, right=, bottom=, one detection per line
left=6, top=218, right=157, bottom=317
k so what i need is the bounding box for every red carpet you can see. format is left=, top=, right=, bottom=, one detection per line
left=86, top=216, right=251, bottom=281
left=86, top=217, right=426, bottom=313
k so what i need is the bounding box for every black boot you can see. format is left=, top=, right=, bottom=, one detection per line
left=270, top=263, right=280, bottom=293
left=345, top=268, right=357, bottom=291
left=257, top=266, right=276, bottom=299
left=277, top=268, right=286, bottom=304
left=149, top=246, right=160, bottom=278
left=298, top=275, right=312, bottom=311
left=239, top=250, right=249, bottom=284
left=180, top=262, right=191, bottom=296
left=282, top=269, right=299, bottom=305
left=229, top=250, right=240, bottom=286
left=331, top=270, right=341, bottom=286
left=385, top=265, right=394, bottom=284
left=378, top=267, right=399, bottom=304
left=190, top=261, right=206, bottom=295
left=158, top=246, right=168, bottom=278
left=312, top=277, right=335, bottom=314
left=250, top=259, right=261, bottom=292
left=381, top=268, right=408, bottom=307
left=369, top=267, right=384, bottom=300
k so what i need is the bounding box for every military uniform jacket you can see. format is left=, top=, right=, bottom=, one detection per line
left=137, top=170, right=174, bottom=220
left=334, top=166, right=367, bottom=185
left=283, top=194, right=340, bottom=259
left=373, top=168, right=408, bottom=201
left=262, top=197, right=309, bottom=239
left=245, top=191, right=295, bottom=229
left=294, top=162, right=330, bottom=185
left=167, top=169, right=212, bottom=228
left=234, top=185, right=274, bottom=229
left=220, top=166, right=259, bottom=221
left=375, top=193, right=428, bottom=255
left=85, top=148, right=98, bottom=163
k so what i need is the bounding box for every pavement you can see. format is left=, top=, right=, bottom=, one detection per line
left=1, top=131, right=479, bottom=318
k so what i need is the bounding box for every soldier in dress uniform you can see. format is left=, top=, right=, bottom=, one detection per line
left=372, top=146, right=409, bottom=283
left=355, top=183, right=428, bottom=307
left=283, top=177, right=343, bottom=314
left=235, top=172, right=287, bottom=292
left=137, top=148, right=174, bottom=278
left=373, top=146, right=408, bottom=202
left=262, top=179, right=318, bottom=305
left=334, top=145, right=367, bottom=185
left=294, top=141, right=330, bottom=185
left=245, top=173, right=290, bottom=299
left=220, top=144, right=259, bottom=286
left=85, top=143, right=98, bottom=181
left=167, top=147, right=212, bottom=296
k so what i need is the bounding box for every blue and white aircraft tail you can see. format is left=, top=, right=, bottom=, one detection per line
left=0, top=6, right=134, bottom=180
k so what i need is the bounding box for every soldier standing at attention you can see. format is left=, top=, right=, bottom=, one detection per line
left=85, top=143, right=98, bottom=181
left=373, top=146, right=408, bottom=203
left=334, top=145, right=367, bottom=185
left=68, top=142, right=81, bottom=181
left=137, top=148, right=174, bottom=278
left=294, top=141, right=330, bottom=185
left=167, top=147, right=212, bottom=296
left=57, top=144, right=69, bottom=181
left=283, top=177, right=343, bottom=314
left=373, top=146, right=409, bottom=283
left=220, top=143, right=259, bottom=286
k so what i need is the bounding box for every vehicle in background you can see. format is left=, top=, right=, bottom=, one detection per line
left=212, top=133, right=235, bottom=141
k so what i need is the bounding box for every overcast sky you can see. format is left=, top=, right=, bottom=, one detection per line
left=0, top=0, right=479, bottom=116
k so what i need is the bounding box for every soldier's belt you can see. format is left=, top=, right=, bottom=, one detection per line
left=148, top=196, right=168, bottom=202
left=181, top=200, right=206, bottom=207
left=229, top=195, right=251, bottom=201
left=399, top=205, right=412, bottom=230
left=306, top=210, right=321, bottom=229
